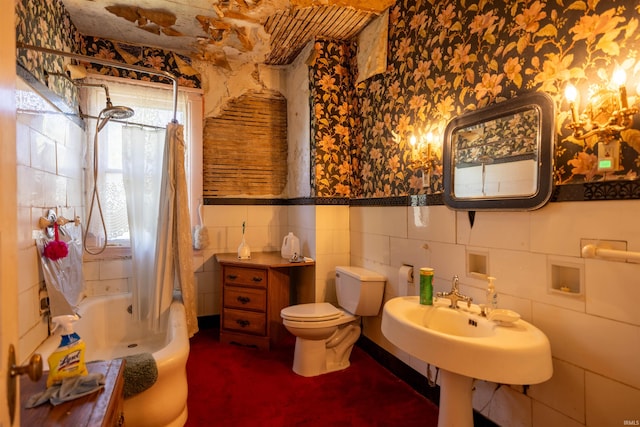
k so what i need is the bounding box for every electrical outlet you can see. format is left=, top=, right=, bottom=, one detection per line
left=597, top=140, right=619, bottom=173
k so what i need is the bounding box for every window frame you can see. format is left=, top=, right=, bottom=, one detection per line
left=82, top=76, right=203, bottom=258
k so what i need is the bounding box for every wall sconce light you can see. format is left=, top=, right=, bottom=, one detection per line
left=408, top=131, right=439, bottom=188
left=565, top=67, right=638, bottom=141
left=565, top=67, right=638, bottom=173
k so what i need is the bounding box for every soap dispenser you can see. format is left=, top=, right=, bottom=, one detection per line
left=486, top=276, right=498, bottom=313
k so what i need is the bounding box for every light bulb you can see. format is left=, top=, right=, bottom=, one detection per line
left=612, top=67, right=627, bottom=87
left=613, top=67, right=629, bottom=109
left=565, top=84, right=578, bottom=103
left=409, top=135, right=417, bottom=147
left=425, top=132, right=434, bottom=144
left=565, top=84, right=579, bottom=123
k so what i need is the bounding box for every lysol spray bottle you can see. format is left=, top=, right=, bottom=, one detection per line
left=420, top=267, right=434, bottom=305
left=46, top=314, right=88, bottom=387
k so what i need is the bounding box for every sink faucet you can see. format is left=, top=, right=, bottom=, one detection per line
left=436, top=275, right=472, bottom=309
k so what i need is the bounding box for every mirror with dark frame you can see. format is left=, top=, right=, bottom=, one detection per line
left=443, top=92, right=555, bottom=211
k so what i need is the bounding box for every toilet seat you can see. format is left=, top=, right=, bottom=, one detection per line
left=281, top=302, right=343, bottom=322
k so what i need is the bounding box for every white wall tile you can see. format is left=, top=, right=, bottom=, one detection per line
left=528, top=358, right=585, bottom=423
left=408, top=205, right=456, bottom=243
left=17, top=247, right=40, bottom=294
left=30, top=131, right=57, bottom=173
left=585, top=372, right=640, bottom=427
left=351, top=206, right=407, bottom=237
left=350, top=230, right=390, bottom=265
left=16, top=123, right=31, bottom=166
left=533, top=302, right=640, bottom=389
left=247, top=205, right=287, bottom=227
left=99, top=259, right=132, bottom=280
left=17, top=207, right=33, bottom=250
left=428, top=241, right=466, bottom=286
left=18, top=287, right=39, bottom=337
left=532, top=402, right=585, bottom=427
left=530, top=200, right=640, bottom=257
left=484, top=384, right=532, bottom=427
left=488, top=248, right=547, bottom=301
left=316, top=205, right=349, bottom=230
left=42, top=114, right=68, bottom=145
left=204, top=205, right=247, bottom=227
left=585, top=258, right=640, bottom=325
left=86, top=278, right=130, bottom=296
left=18, top=320, right=49, bottom=365
left=206, top=226, right=230, bottom=252
left=288, top=204, right=315, bottom=229
left=83, top=261, right=100, bottom=281
left=457, top=210, right=531, bottom=250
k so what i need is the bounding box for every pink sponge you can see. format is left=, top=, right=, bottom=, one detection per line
left=43, top=223, right=68, bottom=261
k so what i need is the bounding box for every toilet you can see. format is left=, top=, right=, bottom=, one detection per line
left=280, top=266, right=386, bottom=377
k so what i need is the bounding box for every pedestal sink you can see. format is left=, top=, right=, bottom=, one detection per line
left=381, top=296, right=552, bottom=427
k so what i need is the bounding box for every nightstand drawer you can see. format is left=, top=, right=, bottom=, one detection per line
left=224, top=267, right=267, bottom=288
left=223, top=308, right=266, bottom=335
left=224, top=286, right=266, bottom=311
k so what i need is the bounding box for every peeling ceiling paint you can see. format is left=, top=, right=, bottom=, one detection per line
left=60, top=0, right=394, bottom=67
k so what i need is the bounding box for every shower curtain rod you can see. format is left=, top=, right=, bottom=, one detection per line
left=82, top=114, right=166, bottom=130
left=16, top=42, right=179, bottom=123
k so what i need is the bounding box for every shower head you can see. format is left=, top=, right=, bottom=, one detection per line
left=102, top=104, right=134, bottom=120
left=96, top=104, right=135, bottom=132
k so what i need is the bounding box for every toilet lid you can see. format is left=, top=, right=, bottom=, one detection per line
left=281, top=302, right=343, bottom=321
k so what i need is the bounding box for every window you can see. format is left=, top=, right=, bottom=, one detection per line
left=83, top=77, right=202, bottom=251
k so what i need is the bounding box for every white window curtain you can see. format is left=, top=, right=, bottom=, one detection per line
left=83, top=79, right=187, bottom=248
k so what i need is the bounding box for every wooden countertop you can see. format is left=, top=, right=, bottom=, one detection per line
left=216, top=251, right=315, bottom=268
left=21, top=359, right=125, bottom=427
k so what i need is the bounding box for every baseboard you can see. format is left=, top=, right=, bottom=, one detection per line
left=357, top=335, right=498, bottom=427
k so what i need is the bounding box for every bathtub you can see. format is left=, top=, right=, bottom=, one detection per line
left=35, top=293, right=190, bottom=427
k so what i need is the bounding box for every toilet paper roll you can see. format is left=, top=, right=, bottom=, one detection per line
left=398, top=265, right=414, bottom=297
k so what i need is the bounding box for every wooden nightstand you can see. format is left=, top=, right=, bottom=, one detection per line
left=216, top=252, right=315, bottom=350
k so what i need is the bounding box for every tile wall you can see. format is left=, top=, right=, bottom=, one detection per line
left=351, top=203, right=640, bottom=427
left=15, top=78, right=84, bottom=359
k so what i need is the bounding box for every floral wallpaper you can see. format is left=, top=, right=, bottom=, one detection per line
left=310, top=0, right=640, bottom=198
left=309, top=39, right=358, bottom=197
left=15, top=0, right=200, bottom=113
left=15, top=0, right=83, bottom=110
left=80, top=36, right=200, bottom=89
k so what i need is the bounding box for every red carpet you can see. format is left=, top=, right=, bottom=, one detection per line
left=185, top=329, right=439, bottom=426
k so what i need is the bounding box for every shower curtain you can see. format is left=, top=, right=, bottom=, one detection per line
left=122, top=123, right=198, bottom=336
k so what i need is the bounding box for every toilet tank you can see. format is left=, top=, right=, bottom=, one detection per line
left=335, top=266, right=386, bottom=316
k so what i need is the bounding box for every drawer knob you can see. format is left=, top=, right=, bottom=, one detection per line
left=252, top=276, right=263, bottom=282
left=227, top=274, right=238, bottom=280
left=236, top=319, right=250, bottom=328
left=237, top=296, right=251, bottom=304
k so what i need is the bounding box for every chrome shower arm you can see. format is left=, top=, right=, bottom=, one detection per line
left=47, top=72, right=113, bottom=106
left=16, top=42, right=179, bottom=123
left=75, top=82, right=113, bottom=106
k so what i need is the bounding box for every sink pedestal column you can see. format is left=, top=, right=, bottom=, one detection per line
left=438, top=369, right=474, bottom=427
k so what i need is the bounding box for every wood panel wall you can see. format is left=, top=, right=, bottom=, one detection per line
left=203, top=90, right=288, bottom=196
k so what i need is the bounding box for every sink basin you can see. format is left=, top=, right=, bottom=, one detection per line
left=382, top=296, right=552, bottom=384
left=382, top=296, right=552, bottom=427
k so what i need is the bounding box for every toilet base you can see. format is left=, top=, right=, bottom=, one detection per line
left=291, top=322, right=361, bottom=377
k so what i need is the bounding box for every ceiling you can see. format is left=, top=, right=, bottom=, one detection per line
left=60, top=0, right=394, bottom=67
